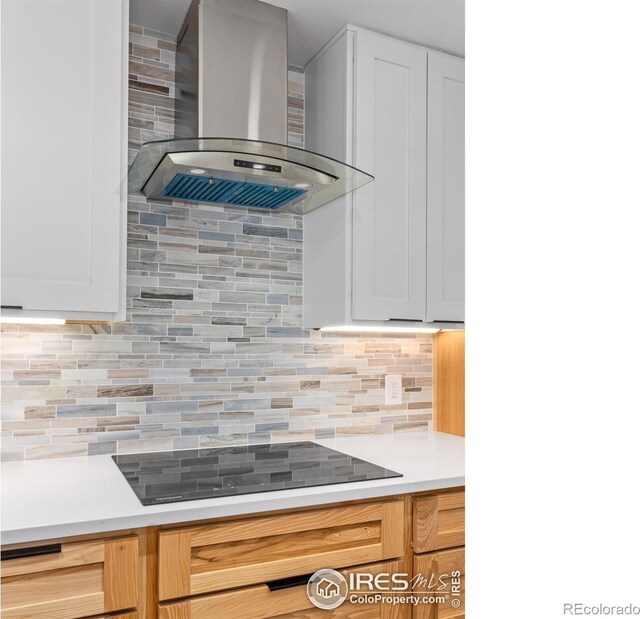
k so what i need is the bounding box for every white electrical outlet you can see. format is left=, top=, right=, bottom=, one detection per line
left=385, top=375, right=403, bottom=405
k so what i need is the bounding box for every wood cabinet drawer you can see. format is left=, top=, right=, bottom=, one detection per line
left=159, top=559, right=407, bottom=619
left=413, top=491, right=464, bottom=553
left=158, top=500, right=404, bottom=601
left=413, top=547, right=465, bottom=618
left=0, top=536, right=138, bottom=619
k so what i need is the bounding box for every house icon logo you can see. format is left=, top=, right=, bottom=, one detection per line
left=307, top=569, right=348, bottom=609
left=317, top=578, right=340, bottom=598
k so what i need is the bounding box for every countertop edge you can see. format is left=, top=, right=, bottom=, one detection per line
left=1, top=475, right=465, bottom=546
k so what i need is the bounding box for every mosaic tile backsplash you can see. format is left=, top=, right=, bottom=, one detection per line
left=0, top=26, right=432, bottom=461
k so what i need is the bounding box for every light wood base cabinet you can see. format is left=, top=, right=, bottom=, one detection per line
left=413, top=490, right=465, bottom=553
left=412, top=489, right=465, bottom=618
left=159, top=560, right=407, bottom=619
left=0, top=536, right=138, bottom=619
left=413, top=548, right=465, bottom=619
left=158, top=500, right=404, bottom=600
left=1, top=489, right=463, bottom=619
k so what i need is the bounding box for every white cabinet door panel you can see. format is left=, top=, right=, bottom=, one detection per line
left=352, top=32, right=427, bottom=321
left=1, top=0, right=126, bottom=315
left=303, top=26, right=464, bottom=329
left=426, top=52, right=465, bottom=322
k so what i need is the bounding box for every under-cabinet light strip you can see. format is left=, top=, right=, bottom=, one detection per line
left=0, top=317, right=66, bottom=325
left=319, top=325, right=440, bottom=334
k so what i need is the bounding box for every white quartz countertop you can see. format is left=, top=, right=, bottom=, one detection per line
left=1, top=431, right=464, bottom=546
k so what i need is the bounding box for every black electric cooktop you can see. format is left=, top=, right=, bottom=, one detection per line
left=112, top=441, right=402, bottom=506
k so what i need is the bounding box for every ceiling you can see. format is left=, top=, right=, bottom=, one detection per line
left=130, top=0, right=464, bottom=66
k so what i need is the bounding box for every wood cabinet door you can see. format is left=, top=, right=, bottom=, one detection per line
left=158, top=501, right=404, bottom=601
left=0, top=536, right=138, bottom=619
left=159, top=559, right=407, bottom=619
left=0, top=0, right=126, bottom=318
left=351, top=30, right=428, bottom=321
left=413, top=548, right=465, bottom=619
left=426, top=52, right=465, bottom=323
left=413, top=490, right=465, bottom=554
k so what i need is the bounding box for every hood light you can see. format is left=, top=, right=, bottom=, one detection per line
left=189, top=168, right=206, bottom=174
left=319, top=325, right=439, bottom=334
left=294, top=182, right=310, bottom=188
left=0, top=317, right=66, bottom=325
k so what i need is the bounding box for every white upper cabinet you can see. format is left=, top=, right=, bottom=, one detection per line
left=426, top=52, right=465, bottom=323
left=303, top=26, right=465, bottom=329
left=352, top=31, right=427, bottom=321
left=1, top=0, right=128, bottom=321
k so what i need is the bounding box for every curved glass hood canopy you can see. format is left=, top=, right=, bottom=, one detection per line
left=128, top=137, right=374, bottom=215
left=127, top=0, right=375, bottom=214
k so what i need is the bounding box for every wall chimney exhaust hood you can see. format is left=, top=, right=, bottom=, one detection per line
left=128, top=0, right=373, bottom=214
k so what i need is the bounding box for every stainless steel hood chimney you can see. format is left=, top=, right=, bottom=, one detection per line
left=128, top=0, right=373, bottom=214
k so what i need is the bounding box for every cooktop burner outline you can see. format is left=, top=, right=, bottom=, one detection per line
left=112, top=441, right=402, bottom=506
